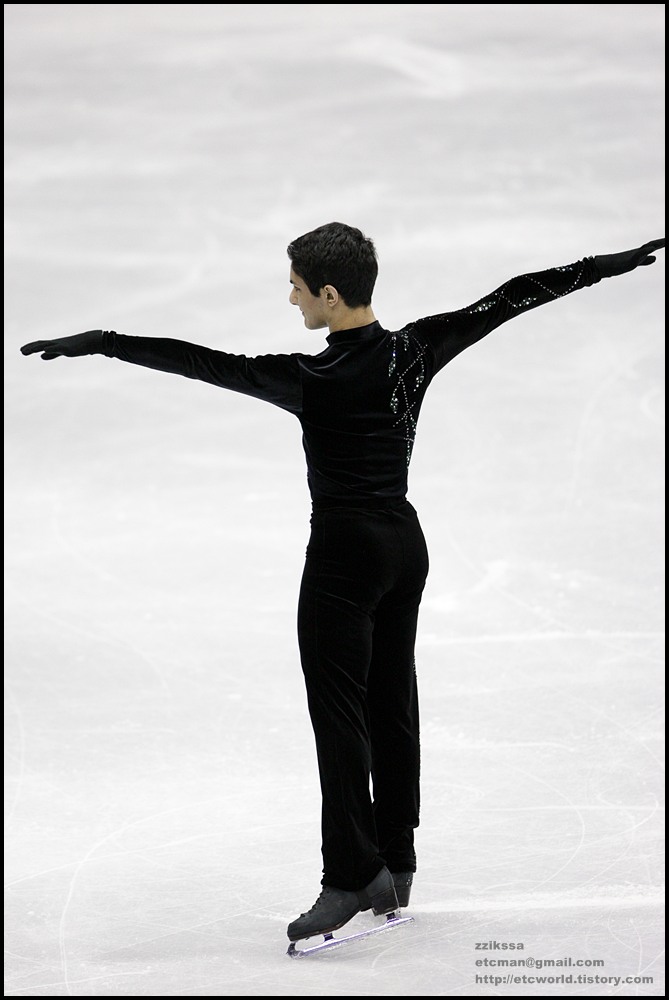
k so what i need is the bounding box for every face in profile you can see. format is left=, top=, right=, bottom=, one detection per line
left=289, top=269, right=330, bottom=330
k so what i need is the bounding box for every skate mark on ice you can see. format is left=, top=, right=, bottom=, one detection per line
left=563, top=330, right=658, bottom=513
left=409, top=889, right=663, bottom=913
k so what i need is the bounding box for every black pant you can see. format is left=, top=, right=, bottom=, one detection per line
left=297, top=500, right=429, bottom=891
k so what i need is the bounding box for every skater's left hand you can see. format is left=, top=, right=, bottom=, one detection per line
left=594, top=238, right=665, bottom=278
left=20, top=330, right=105, bottom=360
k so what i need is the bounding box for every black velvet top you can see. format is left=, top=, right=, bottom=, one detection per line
left=103, top=258, right=601, bottom=504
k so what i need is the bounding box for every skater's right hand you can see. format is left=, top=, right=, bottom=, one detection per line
left=594, top=238, right=665, bottom=278
left=20, top=330, right=106, bottom=361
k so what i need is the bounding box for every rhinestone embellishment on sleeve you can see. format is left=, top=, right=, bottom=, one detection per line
left=389, top=327, right=426, bottom=466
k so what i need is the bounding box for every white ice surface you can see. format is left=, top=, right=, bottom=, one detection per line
left=4, top=4, right=665, bottom=996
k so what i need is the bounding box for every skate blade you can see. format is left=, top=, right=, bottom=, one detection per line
left=286, top=913, right=414, bottom=958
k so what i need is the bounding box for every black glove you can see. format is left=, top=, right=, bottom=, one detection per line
left=20, top=329, right=106, bottom=361
left=594, top=238, right=665, bottom=278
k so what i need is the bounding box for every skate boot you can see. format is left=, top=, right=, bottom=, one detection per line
left=287, top=866, right=399, bottom=942
left=392, top=872, right=413, bottom=908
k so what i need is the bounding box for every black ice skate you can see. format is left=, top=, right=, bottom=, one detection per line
left=286, top=866, right=414, bottom=958
left=392, top=871, right=413, bottom=908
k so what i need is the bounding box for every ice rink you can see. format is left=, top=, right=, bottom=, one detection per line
left=4, top=4, right=665, bottom=996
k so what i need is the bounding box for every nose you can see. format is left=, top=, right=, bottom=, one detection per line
left=289, top=288, right=298, bottom=306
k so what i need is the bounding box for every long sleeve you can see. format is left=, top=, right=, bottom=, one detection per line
left=103, top=333, right=303, bottom=414
left=415, top=256, right=602, bottom=372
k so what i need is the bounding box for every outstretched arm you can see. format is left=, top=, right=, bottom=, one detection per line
left=20, top=330, right=304, bottom=415
left=416, top=238, right=664, bottom=373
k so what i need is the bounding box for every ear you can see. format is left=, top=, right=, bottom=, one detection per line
left=322, top=284, right=339, bottom=307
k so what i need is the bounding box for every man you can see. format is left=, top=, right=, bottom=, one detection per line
left=21, top=225, right=664, bottom=946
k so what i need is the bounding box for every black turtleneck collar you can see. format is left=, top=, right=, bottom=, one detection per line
left=326, top=321, right=383, bottom=346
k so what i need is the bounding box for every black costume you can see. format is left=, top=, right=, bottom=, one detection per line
left=92, top=257, right=602, bottom=889
left=19, top=238, right=664, bottom=938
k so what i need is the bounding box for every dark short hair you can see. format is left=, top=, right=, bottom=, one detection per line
left=287, top=222, right=378, bottom=307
